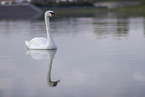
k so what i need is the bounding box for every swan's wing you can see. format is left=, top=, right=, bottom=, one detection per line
left=29, top=37, right=48, bottom=48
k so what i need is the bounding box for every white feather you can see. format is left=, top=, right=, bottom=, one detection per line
left=25, top=10, right=57, bottom=50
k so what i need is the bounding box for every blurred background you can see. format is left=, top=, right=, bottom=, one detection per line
left=0, top=0, right=145, bottom=19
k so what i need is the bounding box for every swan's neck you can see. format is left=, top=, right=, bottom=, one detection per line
left=45, top=15, right=53, bottom=41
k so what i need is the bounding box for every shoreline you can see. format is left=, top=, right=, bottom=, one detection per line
left=0, top=2, right=145, bottom=20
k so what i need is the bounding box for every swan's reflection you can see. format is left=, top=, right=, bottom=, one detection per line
left=26, top=49, right=60, bottom=87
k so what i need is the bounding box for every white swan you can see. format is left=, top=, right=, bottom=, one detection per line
left=25, top=10, right=57, bottom=50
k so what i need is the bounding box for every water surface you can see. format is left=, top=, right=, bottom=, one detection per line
left=0, top=12, right=145, bottom=97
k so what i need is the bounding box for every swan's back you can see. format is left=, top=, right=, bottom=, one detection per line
left=31, top=37, right=48, bottom=45
left=25, top=37, right=48, bottom=49
left=25, top=37, right=57, bottom=50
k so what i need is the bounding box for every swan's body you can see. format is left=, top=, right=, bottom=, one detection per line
left=25, top=10, right=57, bottom=50
left=25, top=37, right=56, bottom=49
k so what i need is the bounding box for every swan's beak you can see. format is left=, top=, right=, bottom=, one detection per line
left=52, top=13, right=58, bottom=18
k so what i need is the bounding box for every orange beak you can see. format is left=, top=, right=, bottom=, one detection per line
left=52, top=14, right=58, bottom=18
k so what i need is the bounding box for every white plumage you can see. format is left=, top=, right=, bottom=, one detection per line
left=25, top=10, right=57, bottom=50
left=25, top=37, right=56, bottom=49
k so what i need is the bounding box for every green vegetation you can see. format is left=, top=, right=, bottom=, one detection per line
left=31, top=0, right=145, bottom=9
left=31, top=0, right=93, bottom=7
left=113, top=3, right=145, bottom=12
left=35, top=0, right=145, bottom=17
left=52, top=7, right=107, bottom=16
left=107, top=2, right=145, bottom=17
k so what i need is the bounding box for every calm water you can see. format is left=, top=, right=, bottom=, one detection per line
left=0, top=12, right=145, bottom=97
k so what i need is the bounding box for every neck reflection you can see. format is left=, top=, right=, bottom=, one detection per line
left=26, top=49, right=60, bottom=87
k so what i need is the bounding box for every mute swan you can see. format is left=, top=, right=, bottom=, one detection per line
left=25, top=10, right=58, bottom=50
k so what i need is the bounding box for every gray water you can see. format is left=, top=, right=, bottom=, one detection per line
left=0, top=13, right=145, bottom=97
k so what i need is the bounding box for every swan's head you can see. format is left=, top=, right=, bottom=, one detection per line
left=45, top=10, right=58, bottom=18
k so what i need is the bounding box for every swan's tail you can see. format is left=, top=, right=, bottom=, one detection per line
left=25, top=41, right=30, bottom=48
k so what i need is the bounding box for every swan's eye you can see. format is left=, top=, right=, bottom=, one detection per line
left=50, top=12, right=55, bottom=15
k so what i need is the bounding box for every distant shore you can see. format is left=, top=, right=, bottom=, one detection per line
left=39, top=2, right=145, bottom=17
left=0, top=2, right=145, bottom=20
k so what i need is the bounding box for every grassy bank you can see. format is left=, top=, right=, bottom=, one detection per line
left=54, top=8, right=107, bottom=16
left=109, top=2, right=145, bottom=17
left=40, top=2, right=145, bottom=17
left=112, top=2, right=145, bottom=11
left=41, top=7, right=108, bottom=16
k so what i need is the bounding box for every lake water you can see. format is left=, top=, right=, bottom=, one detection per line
left=0, top=12, right=145, bottom=97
